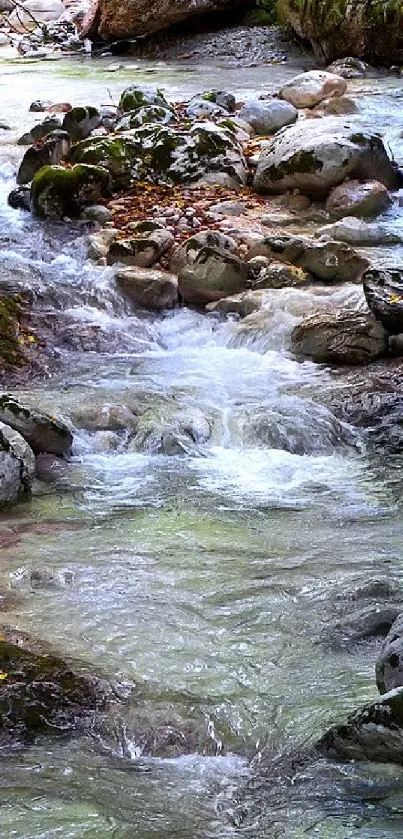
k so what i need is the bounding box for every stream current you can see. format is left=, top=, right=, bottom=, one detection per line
left=1, top=55, right=403, bottom=839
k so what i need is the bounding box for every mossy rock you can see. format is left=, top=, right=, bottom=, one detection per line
left=67, top=135, right=138, bottom=190
left=30, top=164, right=110, bottom=219
left=115, top=105, right=176, bottom=131
left=118, top=86, right=171, bottom=114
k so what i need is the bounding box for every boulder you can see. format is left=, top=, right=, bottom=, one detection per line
left=8, top=186, right=31, bottom=212
left=253, top=118, right=400, bottom=199
left=115, top=267, right=178, bottom=310
left=320, top=96, right=359, bottom=116
left=17, top=115, right=62, bottom=146
left=0, top=422, right=35, bottom=505
left=326, top=57, right=372, bottom=79
left=129, top=405, right=211, bottom=455
left=206, top=288, right=274, bottom=318
left=87, top=228, right=118, bottom=260
left=279, top=70, right=347, bottom=109
left=81, top=0, right=251, bottom=41
left=178, top=246, right=250, bottom=307
left=363, top=268, right=403, bottom=335
left=278, top=0, right=403, bottom=66
left=316, top=217, right=403, bottom=246
left=0, top=395, right=72, bottom=455
left=115, top=105, right=176, bottom=131
left=291, top=310, right=388, bottom=365
left=247, top=233, right=368, bottom=284
left=326, top=179, right=391, bottom=219
left=238, top=98, right=298, bottom=135
left=249, top=258, right=311, bottom=289
left=107, top=223, right=174, bottom=268
left=326, top=605, right=400, bottom=650
left=8, top=0, right=64, bottom=31
left=62, top=106, right=101, bottom=142
left=118, top=86, right=172, bottom=114
left=376, top=615, right=403, bottom=694
left=17, top=131, right=71, bottom=186
left=317, top=687, right=403, bottom=764
left=188, top=90, right=236, bottom=114
left=30, top=164, right=110, bottom=219
left=170, top=230, right=238, bottom=273
left=68, top=121, right=247, bottom=190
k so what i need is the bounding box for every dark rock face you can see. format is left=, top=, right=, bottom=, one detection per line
left=278, top=0, right=403, bottom=66
left=376, top=615, right=403, bottom=694
left=364, top=268, right=403, bottom=335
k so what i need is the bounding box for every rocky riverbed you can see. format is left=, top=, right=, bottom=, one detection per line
left=2, top=38, right=403, bottom=839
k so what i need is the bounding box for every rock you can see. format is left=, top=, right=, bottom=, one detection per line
left=320, top=96, right=359, bottom=116
left=30, top=164, right=110, bottom=219
left=238, top=98, right=297, bottom=135
left=278, top=0, right=403, bottom=66
left=129, top=405, right=211, bottom=455
left=376, top=615, right=403, bottom=694
left=0, top=422, right=34, bottom=505
left=170, top=230, right=238, bottom=273
left=208, top=199, right=247, bottom=216
left=115, top=267, right=178, bottom=310
left=249, top=259, right=311, bottom=289
left=0, top=395, right=72, bottom=455
left=17, top=115, right=62, bottom=146
left=0, top=631, right=109, bottom=747
left=81, top=203, right=111, bottom=224
left=68, top=121, right=247, bottom=190
left=326, top=179, right=391, bottom=219
left=327, top=605, right=400, bottom=649
left=247, top=233, right=368, bottom=284
left=279, top=70, right=347, bottom=109
left=81, top=0, right=250, bottom=40
left=178, top=246, right=250, bottom=307
left=29, top=101, right=72, bottom=113
left=363, top=268, right=403, bottom=335
left=116, top=105, right=176, bottom=131
left=35, top=452, right=68, bottom=482
left=17, top=131, right=71, bottom=186
left=107, top=223, right=174, bottom=268
left=10, top=566, right=74, bottom=588
left=253, top=118, right=400, bottom=199
left=207, top=288, right=274, bottom=318
left=71, top=403, right=138, bottom=433
left=316, top=217, right=403, bottom=246
left=389, top=334, right=403, bottom=356
left=317, top=686, right=403, bottom=764
left=118, top=86, right=172, bottom=114
left=326, top=57, right=372, bottom=79
left=8, top=187, right=31, bottom=212
left=8, top=0, right=64, bottom=31
left=62, top=106, right=101, bottom=142
left=291, top=310, right=388, bottom=365
left=196, top=90, right=236, bottom=112
left=87, top=227, right=118, bottom=260
left=186, top=97, right=226, bottom=119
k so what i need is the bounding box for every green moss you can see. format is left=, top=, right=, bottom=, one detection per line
left=31, top=164, right=110, bottom=219
left=265, top=149, right=322, bottom=183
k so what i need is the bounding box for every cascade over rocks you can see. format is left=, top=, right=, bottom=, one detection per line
left=81, top=0, right=253, bottom=41
left=278, top=0, right=403, bottom=66
left=253, top=118, right=400, bottom=199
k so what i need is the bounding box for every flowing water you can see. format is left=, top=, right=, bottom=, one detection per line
left=1, top=54, right=403, bottom=839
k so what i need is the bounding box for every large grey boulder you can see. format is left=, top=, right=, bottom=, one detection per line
left=253, top=118, right=400, bottom=199
left=0, top=395, right=72, bottom=455
left=317, top=687, right=403, bottom=764
left=291, top=310, right=388, bottom=365
left=279, top=70, right=347, bottom=108
left=0, top=422, right=35, bottom=505
left=376, top=615, right=403, bottom=694
left=178, top=246, right=250, bottom=307
left=239, top=99, right=297, bottom=135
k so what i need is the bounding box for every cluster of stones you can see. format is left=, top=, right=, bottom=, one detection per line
left=0, top=0, right=89, bottom=55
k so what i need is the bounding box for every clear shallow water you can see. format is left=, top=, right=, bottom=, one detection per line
left=1, top=57, right=403, bottom=839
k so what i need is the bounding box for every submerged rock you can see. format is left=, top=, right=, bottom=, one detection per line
left=291, top=310, right=388, bottom=365
left=0, top=395, right=72, bottom=455
left=253, top=118, right=400, bottom=199
left=30, top=164, right=110, bottom=219
left=317, top=687, right=403, bottom=764
left=363, top=268, right=403, bottom=335
left=279, top=70, right=347, bottom=108
left=129, top=405, right=211, bottom=455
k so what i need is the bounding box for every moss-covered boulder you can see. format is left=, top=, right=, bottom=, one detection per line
left=30, top=164, right=110, bottom=219
left=0, top=395, right=73, bottom=455
left=278, top=0, right=403, bottom=66
left=67, top=135, right=139, bottom=190
left=115, top=105, right=176, bottom=131
left=118, top=87, right=172, bottom=114
left=247, top=233, right=368, bottom=284
left=253, top=117, right=400, bottom=198
left=17, top=115, right=62, bottom=146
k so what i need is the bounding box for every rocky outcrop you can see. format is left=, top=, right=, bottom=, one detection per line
left=253, top=118, right=401, bottom=199
left=291, top=310, right=388, bottom=365
left=278, top=0, right=403, bottom=66
left=81, top=0, right=253, bottom=41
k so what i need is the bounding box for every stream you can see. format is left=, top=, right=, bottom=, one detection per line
left=1, top=53, right=403, bottom=839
